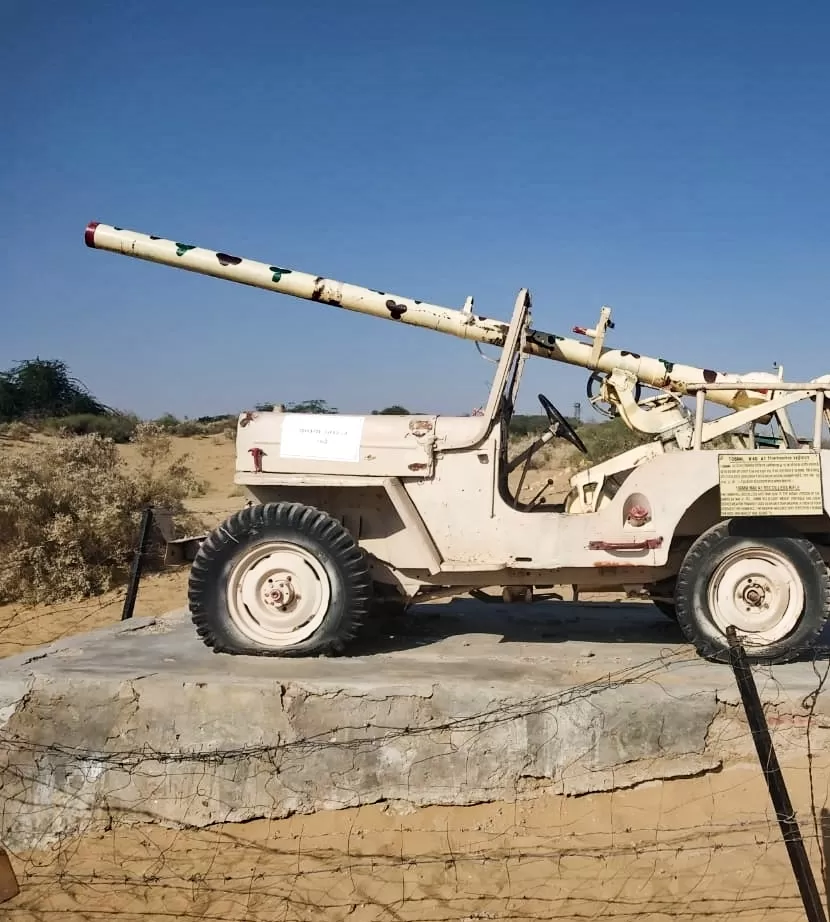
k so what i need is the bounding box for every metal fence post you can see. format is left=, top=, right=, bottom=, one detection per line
left=726, top=625, right=827, bottom=922
left=121, top=505, right=155, bottom=621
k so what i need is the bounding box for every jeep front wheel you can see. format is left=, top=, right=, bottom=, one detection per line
left=674, top=519, right=830, bottom=664
left=188, top=502, right=372, bottom=656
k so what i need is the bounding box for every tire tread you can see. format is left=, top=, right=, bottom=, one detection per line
left=674, top=518, right=830, bottom=664
left=188, top=501, right=373, bottom=657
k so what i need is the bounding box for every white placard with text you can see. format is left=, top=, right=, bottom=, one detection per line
left=280, top=415, right=364, bottom=463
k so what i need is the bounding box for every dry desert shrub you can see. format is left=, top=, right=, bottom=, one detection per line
left=0, top=421, right=34, bottom=441
left=0, top=422, right=206, bottom=604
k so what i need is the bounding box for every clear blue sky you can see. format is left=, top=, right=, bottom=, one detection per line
left=3, top=1, right=830, bottom=421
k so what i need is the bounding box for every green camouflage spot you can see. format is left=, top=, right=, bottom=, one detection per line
left=269, top=266, right=292, bottom=283
left=659, top=358, right=675, bottom=373
left=176, top=243, right=196, bottom=257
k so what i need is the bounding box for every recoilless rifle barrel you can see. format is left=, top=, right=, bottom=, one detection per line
left=84, top=221, right=780, bottom=412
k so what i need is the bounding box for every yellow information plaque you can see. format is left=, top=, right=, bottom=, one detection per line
left=718, top=452, right=824, bottom=516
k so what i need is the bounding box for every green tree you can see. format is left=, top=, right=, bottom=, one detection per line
left=0, top=358, right=109, bottom=423
left=287, top=399, right=337, bottom=414
left=256, top=399, right=338, bottom=414
left=372, top=405, right=410, bottom=415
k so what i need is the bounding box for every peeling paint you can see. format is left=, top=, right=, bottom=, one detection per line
left=217, top=253, right=242, bottom=267
left=529, top=331, right=563, bottom=349
left=409, top=419, right=434, bottom=433
left=175, top=243, right=196, bottom=257
left=311, top=277, right=343, bottom=306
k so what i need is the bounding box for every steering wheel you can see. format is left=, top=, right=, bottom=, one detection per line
left=538, top=393, right=588, bottom=454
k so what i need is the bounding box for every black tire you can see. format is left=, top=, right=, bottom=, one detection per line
left=652, top=598, right=678, bottom=622
left=674, top=518, right=830, bottom=664
left=188, top=502, right=372, bottom=657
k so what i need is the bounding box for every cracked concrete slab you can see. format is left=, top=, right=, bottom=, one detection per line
left=2, top=597, right=829, bottom=851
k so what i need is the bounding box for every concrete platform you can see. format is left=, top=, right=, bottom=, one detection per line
left=3, top=598, right=830, bottom=851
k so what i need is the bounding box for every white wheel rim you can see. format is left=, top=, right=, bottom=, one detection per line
left=707, top=547, right=804, bottom=646
left=227, top=541, right=331, bottom=647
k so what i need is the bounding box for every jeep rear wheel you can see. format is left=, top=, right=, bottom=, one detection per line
left=674, top=519, right=830, bottom=664
left=188, top=502, right=372, bottom=656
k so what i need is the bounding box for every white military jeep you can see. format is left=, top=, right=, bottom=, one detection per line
left=185, top=290, right=830, bottom=665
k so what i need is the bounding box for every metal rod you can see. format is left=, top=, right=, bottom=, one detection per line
left=693, top=388, right=706, bottom=449
left=84, top=221, right=791, bottom=411
left=121, top=506, right=154, bottom=621
left=689, top=382, right=830, bottom=392
left=814, top=392, right=825, bottom=449
left=726, top=626, right=827, bottom=922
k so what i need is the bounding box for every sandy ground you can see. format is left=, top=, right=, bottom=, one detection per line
left=6, top=761, right=829, bottom=922
left=2, top=431, right=826, bottom=919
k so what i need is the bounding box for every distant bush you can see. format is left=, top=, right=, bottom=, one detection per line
left=255, top=399, right=337, bottom=414
left=154, top=413, right=181, bottom=432
left=196, top=414, right=235, bottom=424
left=197, top=416, right=237, bottom=436
left=0, top=422, right=205, bottom=604
left=41, top=412, right=140, bottom=443
left=511, top=413, right=585, bottom=438
left=509, top=414, right=549, bottom=438
left=372, top=405, right=411, bottom=415
left=148, top=414, right=237, bottom=439
left=171, top=419, right=204, bottom=437
left=508, top=432, right=555, bottom=470
left=0, top=421, right=34, bottom=441
left=565, top=417, right=653, bottom=466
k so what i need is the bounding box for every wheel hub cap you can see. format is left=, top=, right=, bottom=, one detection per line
left=227, top=541, right=331, bottom=647
left=265, top=576, right=296, bottom=609
left=707, top=548, right=804, bottom=645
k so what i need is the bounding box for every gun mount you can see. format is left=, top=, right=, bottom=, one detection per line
left=84, top=219, right=830, bottom=668
left=84, top=221, right=811, bottom=448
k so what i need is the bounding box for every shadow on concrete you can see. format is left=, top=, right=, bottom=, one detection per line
left=349, top=597, right=830, bottom=664
left=350, top=598, right=686, bottom=656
